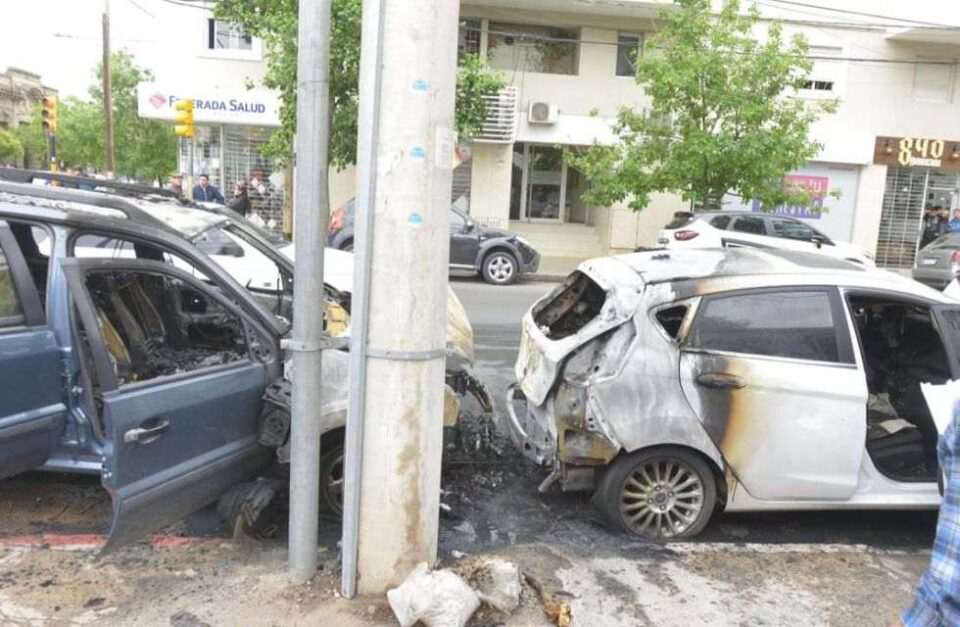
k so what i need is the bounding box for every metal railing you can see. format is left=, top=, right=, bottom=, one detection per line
left=474, top=86, right=518, bottom=143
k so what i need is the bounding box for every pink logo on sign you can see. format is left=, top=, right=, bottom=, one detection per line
left=149, top=92, right=167, bottom=109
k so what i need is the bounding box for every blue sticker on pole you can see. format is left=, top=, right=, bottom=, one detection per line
left=408, top=212, right=423, bottom=226
left=412, top=79, right=429, bottom=92
left=410, top=147, right=426, bottom=160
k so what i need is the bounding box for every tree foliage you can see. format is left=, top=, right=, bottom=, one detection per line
left=28, top=51, right=177, bottom=181
left=569, top=0, right=835, bottom=211
left=0, top=129, right=24, bottom=166
left=214, top=0, right=504, bottom=167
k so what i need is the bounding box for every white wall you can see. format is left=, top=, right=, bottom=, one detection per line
left=0, top=0, right=266, bottom=98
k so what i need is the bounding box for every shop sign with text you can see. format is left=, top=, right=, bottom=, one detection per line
left=874, top=136, right=960, bottom=170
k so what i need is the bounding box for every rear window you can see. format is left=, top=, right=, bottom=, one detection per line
left=731, top=216, right=766, bottom=235
left=533, top=271, right=606, bottom=340
left=665, top=212, right=695, bottom=229
left=689, top=290, right=847, bottom=363
left=709, top=215, right=731, bottom=230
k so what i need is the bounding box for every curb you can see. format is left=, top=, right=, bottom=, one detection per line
left=0, top=533, right=228, bottom=550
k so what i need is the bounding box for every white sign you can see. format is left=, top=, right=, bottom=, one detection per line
left=137, top=83, right=281, bottom=127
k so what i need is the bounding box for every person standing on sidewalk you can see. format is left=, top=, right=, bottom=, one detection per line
left=901, top=406, right=959, bottom=626
left=192, top=174, right=225, bottom=203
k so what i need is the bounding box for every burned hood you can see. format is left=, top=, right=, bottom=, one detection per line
left=516, top=257, right=644, bottom=405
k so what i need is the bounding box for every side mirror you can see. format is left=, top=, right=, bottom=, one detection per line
left=810, top=235, right=825, bottom=249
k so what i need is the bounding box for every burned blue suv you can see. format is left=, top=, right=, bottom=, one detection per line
left=0, top=182, right=293, bottom=546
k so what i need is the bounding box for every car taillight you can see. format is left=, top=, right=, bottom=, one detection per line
left=329, top=207, right=344, bottom=232
left=673, top=230, right=700, bottom=241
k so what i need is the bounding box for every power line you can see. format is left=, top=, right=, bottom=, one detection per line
left=465, top=26, right=957, bottom=66
left=762, top=0, right=960, bottom=29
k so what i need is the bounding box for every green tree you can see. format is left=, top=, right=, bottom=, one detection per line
left=570, top=0, right=835, bottom=211
left=214, top=0, right=504, bottom=167
left=0, top=129, right=24, bottom=165
left=30, top=51, right=177, bottom=181
left=12, top=108, right=46, bottom=168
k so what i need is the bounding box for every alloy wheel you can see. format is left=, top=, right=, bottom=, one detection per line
left=619, top=458, right=705, bottom=538
left=486, top=254, right=515, bottom=283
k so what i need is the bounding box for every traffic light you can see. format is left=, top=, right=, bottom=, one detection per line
left=41, top=96, right=58, bottom=134
left=174, top=98, right=195, bottom=138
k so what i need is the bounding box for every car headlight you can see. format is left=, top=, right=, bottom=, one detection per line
left=515, top=235, right=532, bottom=248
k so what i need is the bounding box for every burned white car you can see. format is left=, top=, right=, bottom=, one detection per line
left=507, top=249, right=957, bottom=538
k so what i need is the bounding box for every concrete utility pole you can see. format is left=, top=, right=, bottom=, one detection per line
left=102, top=0, right=115, bottom=175
left=287, top=0, right=332, bottom=583
left=341, top=0, right=460, bottom=595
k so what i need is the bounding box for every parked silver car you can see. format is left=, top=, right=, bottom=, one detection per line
left=507, top=249, right=956, bottom=538
left=912, top=232, right=960, bottom=289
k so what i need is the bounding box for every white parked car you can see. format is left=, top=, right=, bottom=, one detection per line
left=658, top=211, right=875, bottom=266
left=508, top=248, right=952, bottom=538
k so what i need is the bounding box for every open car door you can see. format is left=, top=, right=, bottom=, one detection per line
left=0, top=221, right=65, bottom=480
left=62, top=257, right=277, bottom=547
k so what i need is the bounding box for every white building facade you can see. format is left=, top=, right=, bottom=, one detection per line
left=454, top=0, right=960, bottom=269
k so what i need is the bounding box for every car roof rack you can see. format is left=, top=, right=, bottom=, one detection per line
left=0, top=178, right=181, bottom=235
left=0, top=167, right=185, bottom=202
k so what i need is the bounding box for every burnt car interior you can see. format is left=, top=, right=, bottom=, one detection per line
left=533, top=271, right=606, bottom=339
left=84, top=268, right=248, bottom=386
left=848, top=295, right=948, bottom=483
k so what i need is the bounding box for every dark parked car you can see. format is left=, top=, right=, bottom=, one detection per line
left=913, top=233, right=960, bottom=289
left=329, top=200, right=540, bottom=285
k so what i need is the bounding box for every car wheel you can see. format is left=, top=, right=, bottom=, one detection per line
left=320, top=440, right=345, bottom=516
left=342, top=240, right=354, bottom=253
left=482, top=251, right=517, bottom=285
left=594, top=447, right=717, bottom=539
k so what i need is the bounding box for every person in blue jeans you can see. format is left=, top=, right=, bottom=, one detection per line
left=192, top=174, right=225, bottom=204
left=901, top=405, right=960, bottom=626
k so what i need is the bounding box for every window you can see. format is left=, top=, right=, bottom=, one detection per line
left=709, top=215, right=732, bottom=230
left=616, top=33, right=643, bottom=77
left=208, top=19, right=252, bottom=51
left=0, top=242, right=24, bottom=327
left=769, top=217, right=817, bottom=241
left=731, top=216, right=766, bottom=235
left=655, top=305, right=688, bottom=340
left=9, top=222, right=51, bottom=310
left=799, top=46, right=841, bottom=97
left=487, top=23, right=578, bottom=75
left=449, top=209, right=467, bottom=231
left=690, top=290, right=845, bottom=363
left=913, top=60, right=955, bottom=103
left=459, top=18, right=482, bottom=59
left=83, top=268, right=248, bottom=386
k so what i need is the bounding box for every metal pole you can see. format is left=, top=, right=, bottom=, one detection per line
left=102, top=0, right=115, bottom=175
left=288, top=0, right=332, bottom=583
left=350, top=0, right=459, bottom=594
left=341, top=0, right=386, bottom=599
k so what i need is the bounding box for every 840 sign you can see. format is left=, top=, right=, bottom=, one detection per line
left=874, top=136, right=960, bottom=170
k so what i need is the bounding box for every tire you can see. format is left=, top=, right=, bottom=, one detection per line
left=342, top=239, right=354, bottom=253
left=481, top=251, right=518, bottom=285
left=319, top=439, right=345, bottom=516
left=593, top=446, right=717, bottom=539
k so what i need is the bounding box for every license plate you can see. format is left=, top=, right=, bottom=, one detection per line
left=922, top=258, right=938, bottom=266
left=657, top=238, right=669, bottom=246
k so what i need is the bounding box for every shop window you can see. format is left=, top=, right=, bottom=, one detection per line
left=913, top=60, right=954, bottom=103
left=799, top=47, right=841, bottom=98
left=487, top=23, right=578, bottom=75
left=208, top=19, right=252, bottom=51
left=616, top=33, right=643, bottom=78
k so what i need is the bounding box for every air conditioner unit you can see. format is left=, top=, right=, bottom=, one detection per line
left=528, top=101, right=558, bottom=125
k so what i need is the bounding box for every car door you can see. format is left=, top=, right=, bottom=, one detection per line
left=449, top=208, right=480, bottom=268
left=679, top=287, right=867, bottom=501
left=721, top=215, right=772, bottom=249
left=0, top=221, right=65, bottom=480
left=62, top=257, right=276, bottom=547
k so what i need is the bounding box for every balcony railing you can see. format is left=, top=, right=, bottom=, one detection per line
left=474, top=86, right=518, bottom=143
